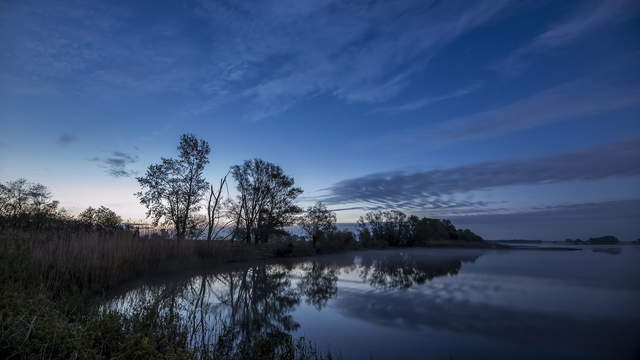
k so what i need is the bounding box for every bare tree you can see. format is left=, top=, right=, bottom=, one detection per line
left=205, top=171, right=233, bottom=241
left=230, top=159, right=302, bottom=244
left=299, top=202, right=336, bottom=248
left=136, top=134, right=210, bottom=242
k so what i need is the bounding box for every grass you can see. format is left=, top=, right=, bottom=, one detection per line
left=0, top=229, right=327, bottom=359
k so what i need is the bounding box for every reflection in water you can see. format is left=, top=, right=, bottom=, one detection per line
left=591, top=247, right=621, bottom=255
left=298, top=263, right=339, bottom=310
left=358, top=252, right=480, bottom=289
left=107, top=251, right=474, bottom=357
left=106, top=249, right=640, bottom=359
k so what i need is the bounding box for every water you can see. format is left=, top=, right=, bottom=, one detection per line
left=106, top=246, right=640, bottom=359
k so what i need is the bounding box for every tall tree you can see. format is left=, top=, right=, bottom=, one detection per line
left=230, top=159, right=302, bottom=244
left=136, top=134, right=210, bottom=241
left=298, top=202, right=336, bottom=248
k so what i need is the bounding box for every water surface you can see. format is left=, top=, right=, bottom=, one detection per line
left=107, top=246, right=640, bottom=359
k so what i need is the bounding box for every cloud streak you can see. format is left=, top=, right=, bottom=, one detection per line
left=371, top=82, right=482, bottom=114
left=439, top=68, right=640, bottom=141
left=449, top=199, right=640, bottom=240
left=91, top=151, right=138, bottom=177
left=358, top=56, right=640, bottom=148
left=325, top=137, right=640, bottom=209
left=501, top=0, right=639, bottom=73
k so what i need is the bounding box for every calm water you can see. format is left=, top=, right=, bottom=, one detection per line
left=107, top=246, right=640, bottom=359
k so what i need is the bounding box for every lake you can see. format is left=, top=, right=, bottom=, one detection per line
left=106, top=246, right=640, bottom=359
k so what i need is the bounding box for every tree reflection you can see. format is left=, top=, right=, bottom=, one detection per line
left=359, top=253, right=481, bottom=289
left=297, top=263, right=339, bottom=310
left=214, top=265, right=300, bottom=341
left=106, top=251, right=484, bottom=357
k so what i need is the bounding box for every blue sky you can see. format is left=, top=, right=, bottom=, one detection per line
left=1, top=0, right=639, bottom=240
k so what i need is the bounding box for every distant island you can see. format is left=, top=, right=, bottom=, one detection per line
left=496, top=239, right=543, bottom=244
left=564, top=236, right=620, bottom=245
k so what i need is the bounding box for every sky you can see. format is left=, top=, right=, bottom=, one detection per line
left=1, top=0, right=639, bottom=240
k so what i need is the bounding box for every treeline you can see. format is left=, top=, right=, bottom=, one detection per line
left=357, top=210, right=483, bottom=248
left=564, top=235, right=620, bottom=245
left=0, top=178, right=122, bottom=232
left=134, top=134, right=483, bottom=248
left=1, top=133, right=483, bottom=249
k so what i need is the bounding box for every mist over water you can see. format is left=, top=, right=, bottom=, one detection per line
left=106, top=247, right=640, bottom=359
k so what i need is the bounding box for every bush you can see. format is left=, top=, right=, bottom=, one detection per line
left=316, top=231, right=357, bottom=253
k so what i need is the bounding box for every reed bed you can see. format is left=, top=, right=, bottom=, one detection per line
left=0, top=229, right=323, bottom=359
left=0, top=229, right=314, bottom=302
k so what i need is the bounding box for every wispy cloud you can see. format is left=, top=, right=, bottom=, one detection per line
left=438, top=68, right=640, bottom=141
left=211, top=0, right=511, bottom=121
left=57, top=133, right=76, bottom=146
left=371, top=82, right=482, bottom=114
left=449, top=199, right=640, bottom=240
left=500, top=0, right=639, bottom=74
left=325, top=137, right=640, bottom=210
left=91, top=151, right=138, bottom=177
left=360, top=56, right=640, bottom=147
left=1, top=0, right=514, bottom=121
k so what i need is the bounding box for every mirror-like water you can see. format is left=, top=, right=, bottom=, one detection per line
left=106, top=247, right=640, bottom=359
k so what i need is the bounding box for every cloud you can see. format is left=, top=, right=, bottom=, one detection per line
left=449, top=199, right=640, bottom=240
left=501, top=0, right=639, bottom=73
left=438, top=69, right=640, bottom=141
left=453, top=199, right=640, bottom=224
left=360, top=57, right=640, bottom=147
left=324, top=137, right=640, bottom=209
left=57, top=133, right=76, bottom=146
left=190, top=0, right=512, bottom=120
left=371, top=82, right=482, bottom=114
left=91, top=151, right=138, bottom=177
left=0, top=1, right=206, bottom=95
left=1, top=0, right=514, bottom=121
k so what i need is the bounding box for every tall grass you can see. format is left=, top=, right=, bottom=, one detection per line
left=0, top=228, right=324, bottom=359
left=0, top=229, right=314, bottom=301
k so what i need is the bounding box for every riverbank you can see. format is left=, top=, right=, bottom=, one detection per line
left=0, top=229, right=539, bottom=359
left=0, top=230, right=332, bottom=360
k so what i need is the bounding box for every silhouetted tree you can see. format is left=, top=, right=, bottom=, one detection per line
left=78, top=205, right=122, bottom=231
left=358, top=210, right=483, bottom=247
left=298, top=202, right=336, bottom=248
left=206, top=171, right=232, bottom=241
left=0, top=178, right=59, bottom=217
left=230, top=159, right=302, bottom=244
left=358, top=210, right=412, bottom=247
left=0, top=178, right=67, bottom=230
left=136, top=134, right=210, bottom=241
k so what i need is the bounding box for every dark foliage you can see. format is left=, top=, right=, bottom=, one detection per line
left=358, top=210, right=483, bottom=248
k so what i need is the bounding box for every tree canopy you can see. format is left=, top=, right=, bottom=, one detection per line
left=136, top=134, right=210, bottom=241
left=298, top=202, right=337, bottom=248
left=78, top=206, right=122, bottom=231
left=230, top=158, right=303, bottom=244
left=358, top=210, right=483, bottom=247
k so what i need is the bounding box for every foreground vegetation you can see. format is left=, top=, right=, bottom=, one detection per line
left=0, top=227, right=336, bottom=359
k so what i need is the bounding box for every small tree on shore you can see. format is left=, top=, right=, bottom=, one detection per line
left=136, top=134, right=210, bottom=242
left=299, top=202, right=336, bottom=248
left=78, top=206, right=122, bottom=231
